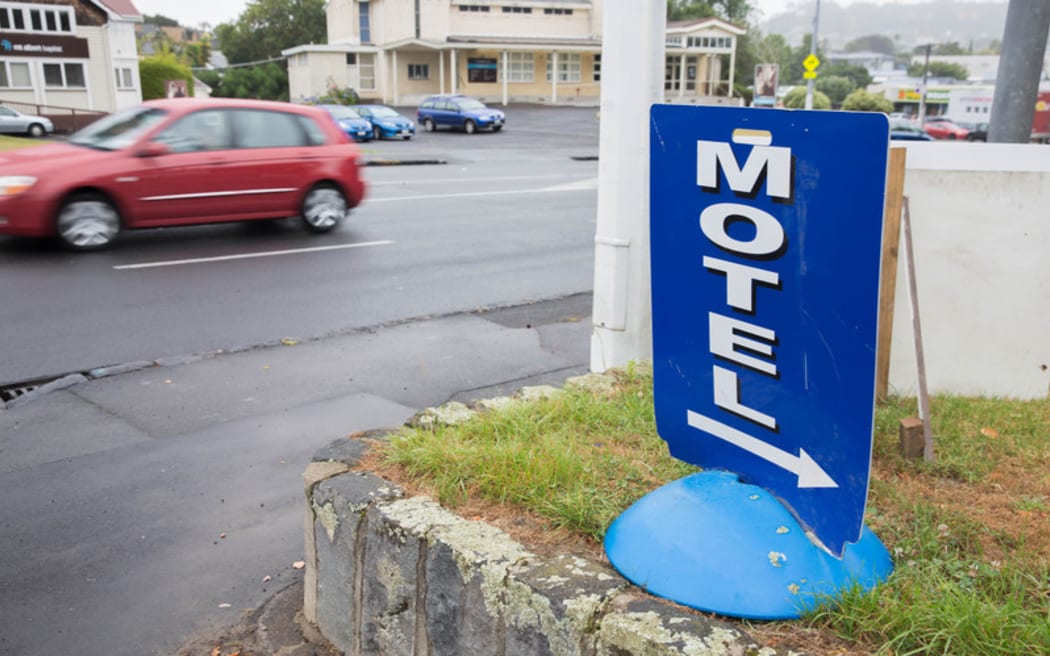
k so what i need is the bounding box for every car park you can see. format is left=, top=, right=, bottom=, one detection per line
left=0, top=98, right=366, bottom=251
left=317, top=104, right=373, bottom=142
left=923, top=117, right=970, bottom=140
left=353, top=104, right=415, bottom=140
left=0, top=105, right=54, bottom=137
left=417, top=94, right=505, bottom=134
left=955, top=120, right=988, bottom=141
left=889, top=118, right=934, bottom=141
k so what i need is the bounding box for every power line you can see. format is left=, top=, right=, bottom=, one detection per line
left=191, top=56, right=287, bottom=72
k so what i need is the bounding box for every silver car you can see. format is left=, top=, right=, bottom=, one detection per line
left=0, top=105, right=53, bottom=137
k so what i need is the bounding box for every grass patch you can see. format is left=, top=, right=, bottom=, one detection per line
left=369, top=367, right=1050, bottom=656
left=0, top=135, right=44, bottom=151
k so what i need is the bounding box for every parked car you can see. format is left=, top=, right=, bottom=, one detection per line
left=317, top=104, right=373, bottom=142
left=0, top=98, right=366, bottom=251
left=353, top=104, right=415, bottom=140
left=417, top=95, right=505, bottom=134
left=955, top=120, right=988, bottom=142
left=922, top=117, right=970, bottom=140
left=0, top=105, right=54, bottom=138
left=889, top=118, right=934, bottom=141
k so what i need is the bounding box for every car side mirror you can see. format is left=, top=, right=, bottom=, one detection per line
left=137, top=142, right=171, bottom=158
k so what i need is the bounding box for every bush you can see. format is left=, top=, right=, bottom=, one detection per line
left=781, top=86, right=831, bottom=110
left=841, top=89, right=894, bottom=113
left=312, top=80, right=358, bottom=106
left=139, top=55, right=194, bottom=100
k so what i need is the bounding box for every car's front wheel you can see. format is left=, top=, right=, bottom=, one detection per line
left=56, top=193, right=121, bottom=251
left=373, top=126, right=383, bottom=140
left=301, top=183, right=347, bottom=233
left=422, top=118, right=435, bottom=132
left=464, top=119, right=476, bottom=134
left=27, top=123, right=45, bottom=138
left=492, top=125, right=503, bottom=132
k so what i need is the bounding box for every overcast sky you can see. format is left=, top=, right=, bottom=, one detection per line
left=130, top=0, right=1006, bottom=31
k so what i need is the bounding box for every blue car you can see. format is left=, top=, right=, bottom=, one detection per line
left=417, top=95, right=505, bottom=134
left=354, top=104, right=415, bottom=140
left=318, top=104, right=372, bottom=142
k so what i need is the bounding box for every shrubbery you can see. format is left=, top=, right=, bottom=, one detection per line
left=139, top=55, right=194, bottom=100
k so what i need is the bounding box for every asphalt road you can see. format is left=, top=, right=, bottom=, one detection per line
left=0, top=105, right=601, bottom=387
left=0, top=105, right=602, bottom=656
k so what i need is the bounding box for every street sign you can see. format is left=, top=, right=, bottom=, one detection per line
left=648, top=105, right=889, bottom=557
left=803, top=53, right=820, bottom=72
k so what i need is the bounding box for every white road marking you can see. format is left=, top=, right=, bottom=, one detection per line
left=367, top=173, right=592, bottom=187
left=113, top=240, right=395, bottom=270
left=368, top=180, right=598, bottom=203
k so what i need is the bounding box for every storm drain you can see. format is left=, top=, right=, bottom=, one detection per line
left=0, top=378, right=55, bottom=404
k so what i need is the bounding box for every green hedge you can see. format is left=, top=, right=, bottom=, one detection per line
left=139, top=56, right=194, bottom=100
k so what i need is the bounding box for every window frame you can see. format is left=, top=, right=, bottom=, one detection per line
left=407, top=63, right=429, bottom=80
left=546, top=53, right=581, bottom=83
left=0, top=61, right=32, bottom=88
left=0, top=4, right=75, bottom=34
left=43, top=61, right=86, bottom=89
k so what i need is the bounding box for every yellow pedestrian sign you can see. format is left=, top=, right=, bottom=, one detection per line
left=804, top=53, right=820, bottom=72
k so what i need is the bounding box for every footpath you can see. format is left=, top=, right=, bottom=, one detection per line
left=0, top=295, right=592, bottom=656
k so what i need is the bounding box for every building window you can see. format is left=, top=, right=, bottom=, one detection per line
left=408, top=63, right=429, bottom=80
left=593, top=53, right=600, bottom=82
left=458, top=5, right=490, bottom=11
left=544, top=8, right=573, bottom=15
left=115, top=66, right=134, bottom=89
left=0, top=6, right=75, bottom=34
left=502, top=6, right=532, bottom=13
left=546, top=53, right=581, bottom=83
left=0, top=61, right=31, bottom=88
left=359, top=1, right=371, bottom=43
left=345, top=53, right=356, bottom=65
left=504, top=52, right=534, bottom=83
left=358, top=53, right=375, bottom=90
left=43, top=62, right=85, bottom=88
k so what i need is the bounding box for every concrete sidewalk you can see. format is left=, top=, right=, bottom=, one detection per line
left=0, top=295, right=592, bottom=656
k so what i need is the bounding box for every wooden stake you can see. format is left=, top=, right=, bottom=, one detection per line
left=876, top=147, right=907, bottom=403
left=900, top=197, right=935, bottom=462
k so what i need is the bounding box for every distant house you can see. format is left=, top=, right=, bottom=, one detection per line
left=0, top=0, right=143, bottom=112
left=282, top=0, right=745, bottom=106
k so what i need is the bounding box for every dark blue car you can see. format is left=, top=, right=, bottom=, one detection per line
left=317, top=104, right=372, bottom=142
left=354, top=104, right=415, bottom=140
left=417, top=95, right=505, bottom=134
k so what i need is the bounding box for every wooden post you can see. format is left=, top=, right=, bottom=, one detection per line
left=875, top=147, right=907, bottom=402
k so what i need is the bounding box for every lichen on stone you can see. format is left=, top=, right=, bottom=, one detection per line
left=313, top=500, right=339, bottom=543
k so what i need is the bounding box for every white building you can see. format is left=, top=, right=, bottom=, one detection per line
left=0, top=0, right=143, bottom=120
left=283, top=1, right=745, bottom=106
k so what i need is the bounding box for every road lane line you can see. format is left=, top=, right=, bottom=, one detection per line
left=113, top=240, right=395, bottom=270
left=368, top=182, right=597, bottom=203
left=367, top=173, right=591, bottom=187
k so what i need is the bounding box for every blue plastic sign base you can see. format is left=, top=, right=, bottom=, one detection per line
left=604, top=470, right=894, bottom=620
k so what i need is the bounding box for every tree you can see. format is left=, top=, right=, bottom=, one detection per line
left=216, top=0, right=327, bottom=64
left=666, top=0, right=751, bottom=23
left=907, top=61, right=969, bottom=81
left=781, top=86, right=830, bottom=109
left=206, top=62, right=289, bottom=101
left=142, top=13, right=179, bottom=27
left=816, top=75, right=855, bottom=108
left=139, top=54, right=194, bottom=100
left=824, top=62, right=873, bottom=90
left=841, top=89, right=893, bottom=113
left=843, top=34, right=896, bottom=55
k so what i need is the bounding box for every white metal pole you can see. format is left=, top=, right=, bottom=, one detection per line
left=805, top=0, right=820, bottom=110
left=590, top=2, right=665, bottom=372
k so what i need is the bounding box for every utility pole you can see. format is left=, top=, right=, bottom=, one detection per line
left=988, top=0, right=1050, bottom=142
left=917, top=44, right=931, bottom=124
left=590, top=3, right=665, bottom=372
left=804, top=0, right=821, bottom=110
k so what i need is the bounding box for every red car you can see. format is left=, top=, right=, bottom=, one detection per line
left=922, top=117, right=971, bottom=140
left=0, top=98, right=366, bottom=251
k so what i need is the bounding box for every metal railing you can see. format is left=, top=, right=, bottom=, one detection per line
left=0, top=99, right=107, bottom=134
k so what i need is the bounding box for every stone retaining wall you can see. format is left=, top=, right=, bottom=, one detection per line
left=301, top=380, right=806, bottom=656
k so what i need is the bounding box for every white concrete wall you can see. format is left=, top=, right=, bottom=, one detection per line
left=888, top=142, right=1050, bottom=399
left=327, top=0, right=357, bottom=44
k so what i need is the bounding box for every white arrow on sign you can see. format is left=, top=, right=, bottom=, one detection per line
left=687, top=410, right=838, bottom=489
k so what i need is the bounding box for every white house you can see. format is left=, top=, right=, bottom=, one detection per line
left=283, top=1, right=745, bottom=106
left=0, top=0, right=143, bottom=117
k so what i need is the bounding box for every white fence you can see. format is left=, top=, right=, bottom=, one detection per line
left=888, top=142, right=1050, bottom=399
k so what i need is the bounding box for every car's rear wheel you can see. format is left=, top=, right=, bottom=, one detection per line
left=373, top=126, right=383, bottom=140
left=56, top=193, right=121, bottom=251
left=27, top=123, right=45, bottom=138
left=423, top=118, right=435, bottom=132
left=464, top=119, right=476, bottom=134
left=301, top=183, right=347, bottom=233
